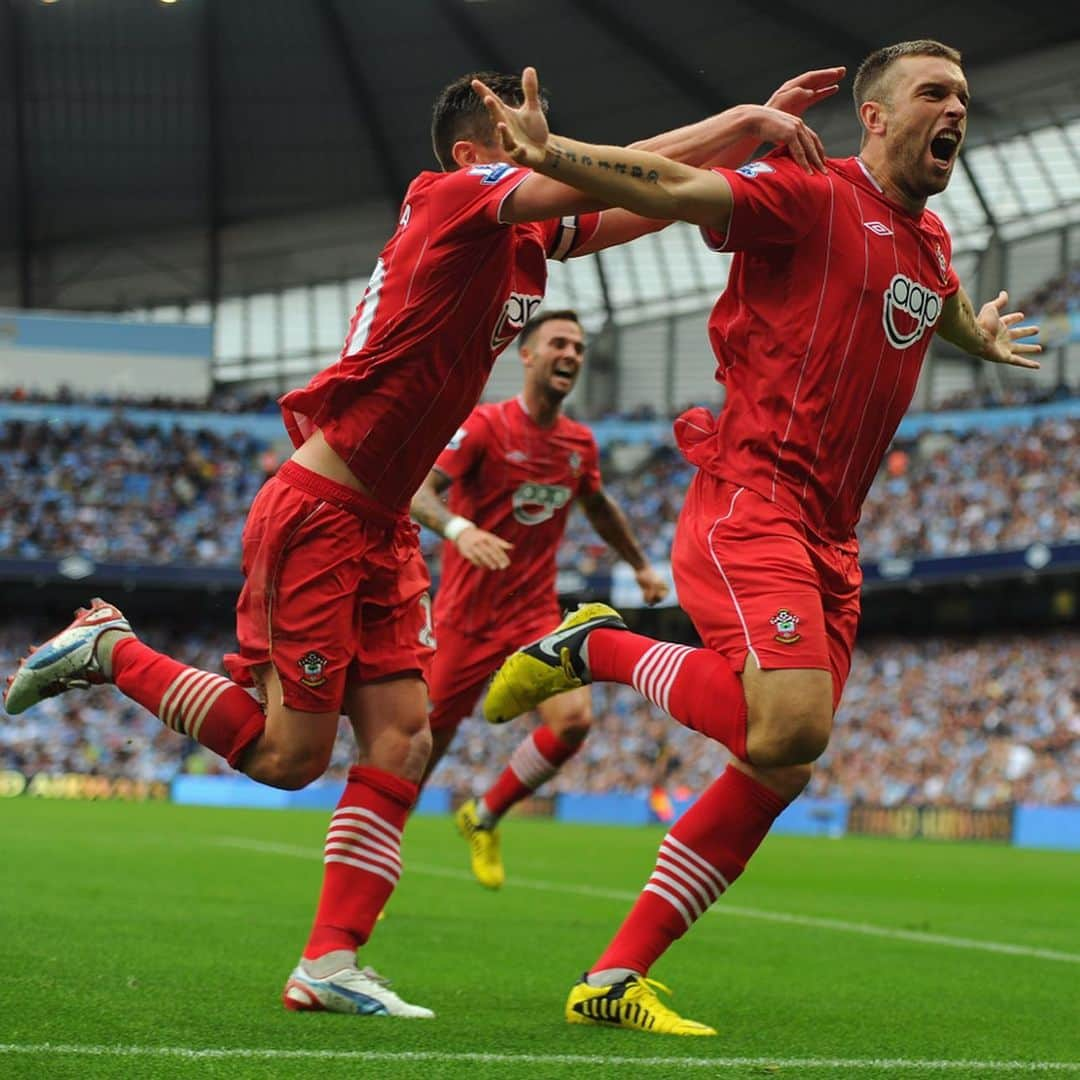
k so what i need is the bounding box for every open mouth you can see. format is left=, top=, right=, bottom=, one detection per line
left=553, top=367, right=577, bottom=382
left=930, top=130, right=960, bottom=166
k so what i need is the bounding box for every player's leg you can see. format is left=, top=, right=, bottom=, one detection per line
left=563, top=480, right=848, bottom=1035
left=2, top=597, right=324, bottom=784
left=283, top=549, right=436, bottom=1018
left=477, top=685, right=591, bottom=826
left=461, top=684, right=592, bottom=890
left=283, top=673, right=435, bottom=1018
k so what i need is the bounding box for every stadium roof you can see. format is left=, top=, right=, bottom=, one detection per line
left=2, top=0, right=1080, bottom=313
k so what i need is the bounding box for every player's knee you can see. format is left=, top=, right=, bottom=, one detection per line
left=748, top=700, right=832, bottom=767
left=365, top=712, right=432, bottom=779
left=257, top=747, right=331, bottom=791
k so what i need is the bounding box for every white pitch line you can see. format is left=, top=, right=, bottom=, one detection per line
left=1, top=1044, right=1078, bottom=1072
left=217, top=837, right=1080, bottom=965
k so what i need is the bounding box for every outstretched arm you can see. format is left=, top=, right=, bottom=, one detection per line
left=579, top=490, right=669, bottom=606
left=500, top=66, right=841, bottom=228
left=410, top=469, right=513, bottom=572
left=478, top=68, right=736, bottom=231
left=937, top=287, right=1041, bottom=369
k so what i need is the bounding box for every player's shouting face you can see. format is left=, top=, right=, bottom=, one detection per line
left=521, top=317, right=586, bottom=400
left=865, top=54, right=968, bottom=201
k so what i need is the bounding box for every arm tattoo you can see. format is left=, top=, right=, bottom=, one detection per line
left=546, top=142, right=660, bottom=184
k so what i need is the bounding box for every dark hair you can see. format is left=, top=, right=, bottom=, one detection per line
left=430, top=72, right=550, bottom=171
left=853, top=40, right=963, bottom=110
left=519, top=309, right=582, bottom=350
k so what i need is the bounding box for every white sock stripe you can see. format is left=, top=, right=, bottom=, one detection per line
left=508, top=735, right=559, bottom=789
left=649, top=869, right=706, bottom=920
left=170, top=671, right=227, bottom=736
left=187, top=680, right=232, bottom=744
left=331, top=806, right=403, bottom=845
left=176, top=674, right=233, bottom=732
left=631, top=643, right=678, bottom=703
left=635, top=644, right=675, bottom=707
left=642, top=882, right=693, bottom=930
left=663, top=834, right=731, bottom=892
left=324, top=829, right=402, bottom=868
left=657, top=844, right=726, bottom=899
left=632, top=643, right=693, bottom=712
left=323, top=854, right=399, bottom=886
left=651, top=645, right=694, bottom=714
left=323, top=841, right=402, bottom=876
left=160, top=669, right=215, bottom=733
left=157, top=668, right=204, bottom=731
left=654, top=854, right=719, bottom=910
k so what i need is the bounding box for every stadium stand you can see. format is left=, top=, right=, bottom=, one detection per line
left=3, top=404, right=1077, bottom=569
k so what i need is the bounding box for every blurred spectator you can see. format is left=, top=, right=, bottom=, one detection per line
left=1020, top=261, right=1080, bottom=320
left=0, top=417, right=273, bottom=565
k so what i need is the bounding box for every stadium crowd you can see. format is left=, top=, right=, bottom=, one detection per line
left=2, top=620, right=1075, bottom=808
left=0, top=417, right=273, bottom=564
left=2, top=410, right=1077, bottom=569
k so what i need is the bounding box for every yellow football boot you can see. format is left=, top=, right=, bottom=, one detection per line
left=454, top=798, right=505, bottom=890
left=566, top=973, right=716, bottom=1036
left=483, top=602, right=627, bottom=724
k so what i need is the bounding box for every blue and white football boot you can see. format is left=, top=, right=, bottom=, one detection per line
left=4, top=597, right=132, bottom=715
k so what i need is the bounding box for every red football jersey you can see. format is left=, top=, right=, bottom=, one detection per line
left=280, top=164, right=598, bottom=511
left=691, top=153, right=960, bottom=546
left=432, top=397, right=602, bottom=637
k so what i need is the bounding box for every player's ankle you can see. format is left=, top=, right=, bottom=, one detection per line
left=587, top=967, right=641, bottom=987
left=301, top=949, right=357, bottom=978
left=474, top=799, right=498, bottom=829
left=95, top=629, right=136, bottom=679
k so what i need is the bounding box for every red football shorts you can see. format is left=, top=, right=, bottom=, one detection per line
left=671, top=471, right=862, bottom=708
left=224, top=462, right=435, bottom=713
left=427, top=607, right=560, bottom=733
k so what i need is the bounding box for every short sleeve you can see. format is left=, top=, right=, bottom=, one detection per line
left=433, top=409, right=488, bottom=483
left=429, top=164, right=531, bottom=236
left=538, top=212, right=602, bottom=261
left=700, top=152, right=827, bottom=252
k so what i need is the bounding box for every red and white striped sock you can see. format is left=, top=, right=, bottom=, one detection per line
left=589, top=766, right=788, bottom=976
left=110, top=637, right=264, bottom=767
left=480, top=724, right=581, bottom=822
left=304, top=766, right=417, bottom=959
left=587, top=628, right=748, bottom=760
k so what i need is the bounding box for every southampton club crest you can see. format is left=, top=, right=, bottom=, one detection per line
left=298, top=651, right=329, bottom=687
left=770, top=609, right=801, bottom=644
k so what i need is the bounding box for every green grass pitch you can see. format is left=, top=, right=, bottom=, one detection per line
left=1, top=798, right=1077, bottom=1079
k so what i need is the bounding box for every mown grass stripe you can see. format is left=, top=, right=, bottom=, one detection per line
left=216, top=837, right=1080, bottom=965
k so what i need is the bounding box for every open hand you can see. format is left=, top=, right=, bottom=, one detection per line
left=472, top=67, right=549, bottom=167
left=977, top=291, right=1042, bottom=369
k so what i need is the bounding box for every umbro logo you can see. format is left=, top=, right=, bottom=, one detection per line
left=864, top=221, right=894, bottom=237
